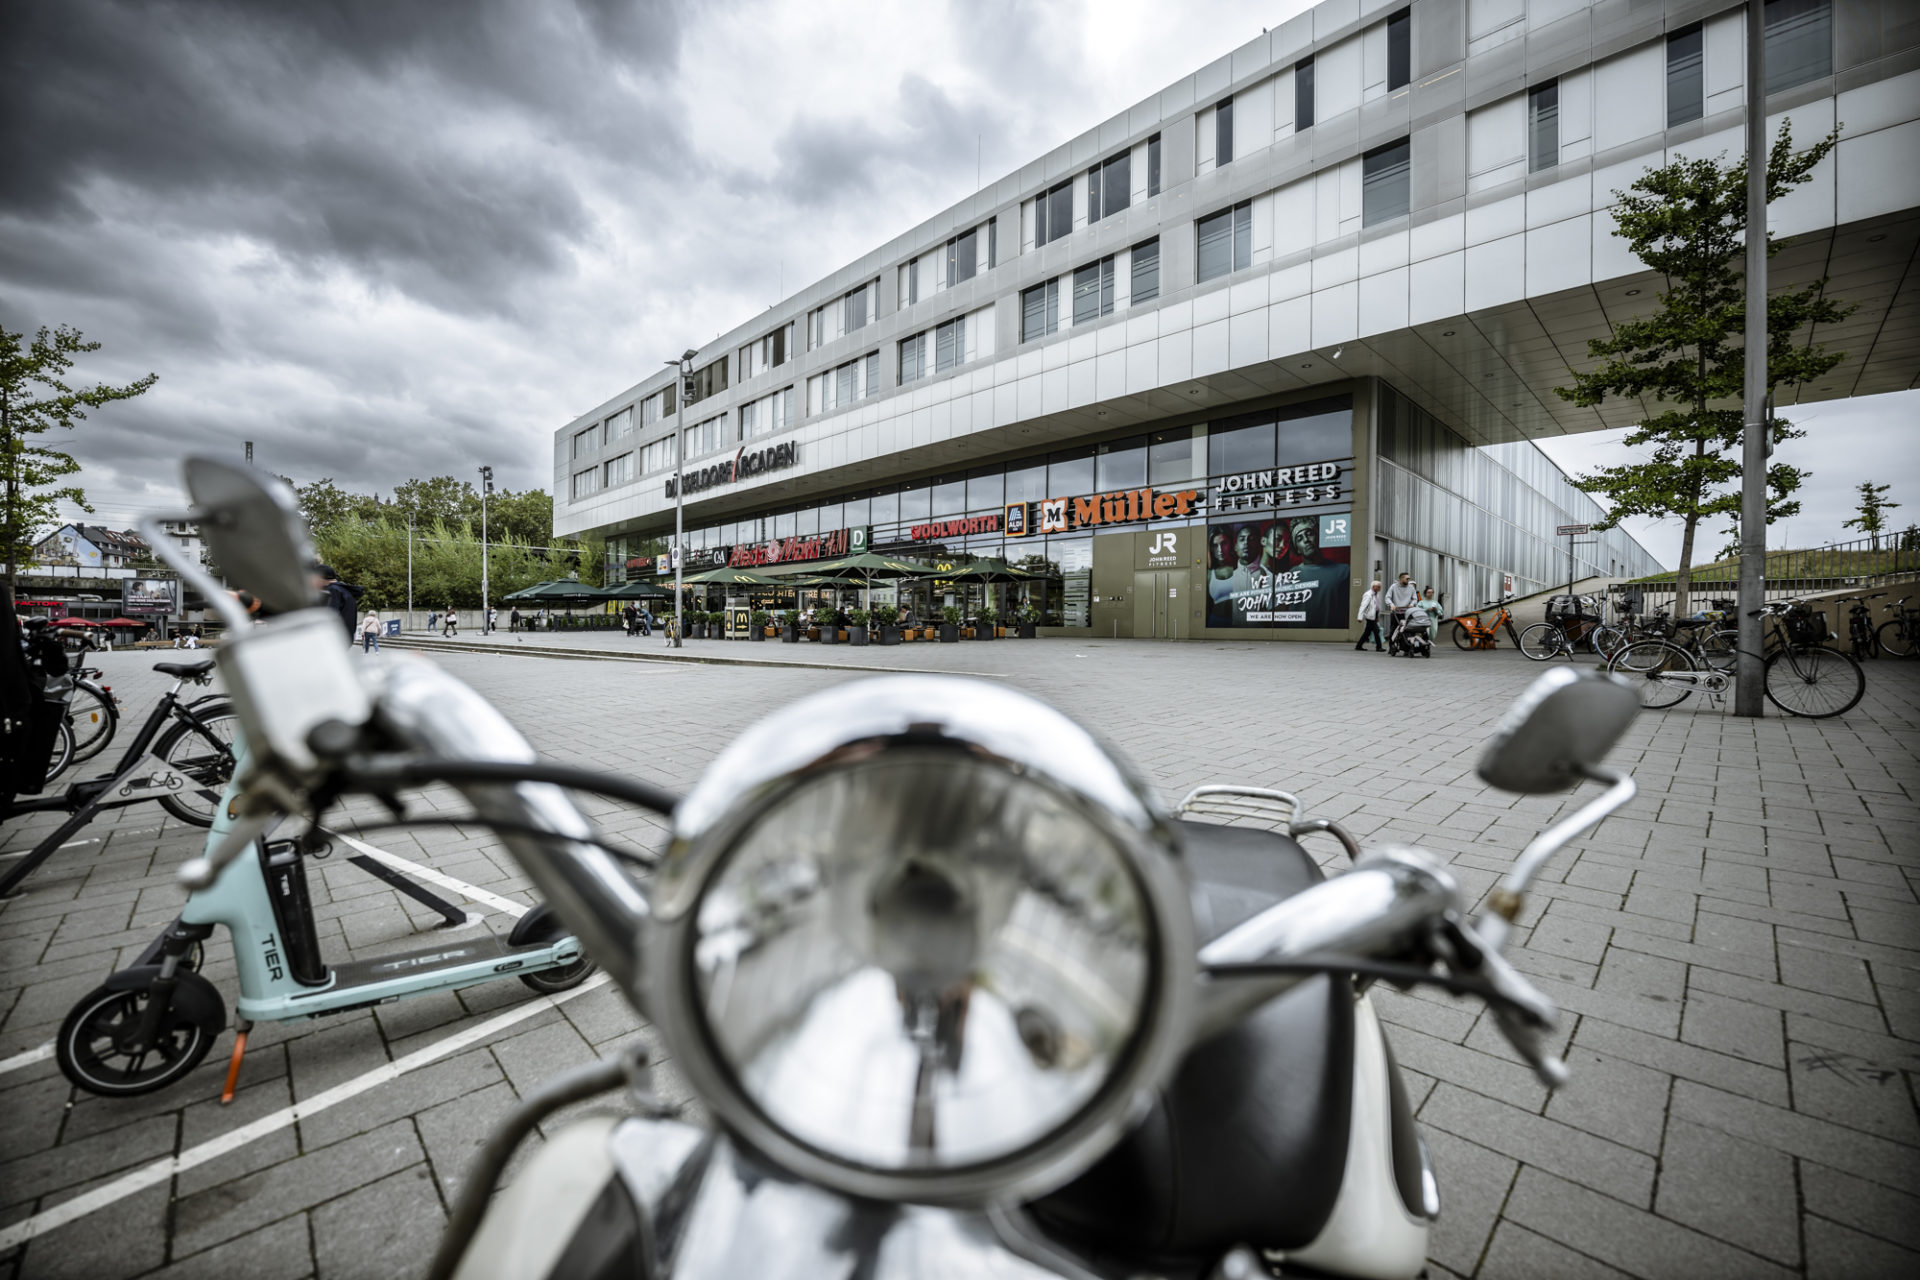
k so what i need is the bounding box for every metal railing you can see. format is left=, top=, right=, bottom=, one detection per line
left=1614, top=533, right=1920, bottom=617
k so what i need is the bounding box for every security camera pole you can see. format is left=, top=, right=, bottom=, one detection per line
left=665, top=350, right=698, bottom=648
left=479, top=465, right=494, bottom=633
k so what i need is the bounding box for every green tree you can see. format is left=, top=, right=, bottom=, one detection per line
left=392, top=476, right=478, bottom=531
left=1555, top=123, right=1851, bottom=615
left=1841, top=480, right=1899, bottom=551
left=0, top=324, right=156, bottom=586
left=294, top=477, right=383, bottom=542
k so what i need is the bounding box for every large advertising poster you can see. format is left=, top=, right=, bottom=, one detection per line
left=121, top=577, right=179, bottom=616
left=1205, top=511, right=1352, bottom=628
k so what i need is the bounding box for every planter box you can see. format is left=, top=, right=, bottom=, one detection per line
left=878, top=626, right=901, bottom=646
left=782, top=628, right=800, bottom=643
left=974, top=625, right=996, bottom=641
left=849, top=626, right=869, bottom=646
left=751, top=628, right=766, bottom=642
left=939, top=624, right=959, bottom=643
left=820, top=627, right=838, bottom=645
left=689, top=623, right=705, bottom=639
left=1017, top=623, right=1037, bottom=639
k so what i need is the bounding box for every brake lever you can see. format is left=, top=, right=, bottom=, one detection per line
left=1441, top=915, right=1568, bottom=1089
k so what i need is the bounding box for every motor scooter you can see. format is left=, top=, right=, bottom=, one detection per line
left=157, top=457, right=1644, bottom=1280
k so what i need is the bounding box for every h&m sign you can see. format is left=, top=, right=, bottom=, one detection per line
left=666, top=441, right=799, bottom=498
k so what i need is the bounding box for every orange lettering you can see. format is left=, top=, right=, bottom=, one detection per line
left=1153, top=492, right=1176, bottom=518
left=1174, top=491, right=1195, bottom=516
left=1073, top=496, right=1101, bottom=526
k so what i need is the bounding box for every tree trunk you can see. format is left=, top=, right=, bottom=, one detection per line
left=1674, top=431, right=1708, bottom=618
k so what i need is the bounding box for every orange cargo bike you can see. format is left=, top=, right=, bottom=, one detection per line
left=1446, top=600, right=1524, bottom=650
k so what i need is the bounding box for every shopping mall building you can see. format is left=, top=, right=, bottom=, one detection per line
left=553, top=0, right=1916, bottom=639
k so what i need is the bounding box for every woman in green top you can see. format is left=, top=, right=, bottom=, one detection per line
left=1418, top=587, right=1444, bottom=634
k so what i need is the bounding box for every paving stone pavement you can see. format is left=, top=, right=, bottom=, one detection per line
left=2, top=637, right=1916, bottom=1279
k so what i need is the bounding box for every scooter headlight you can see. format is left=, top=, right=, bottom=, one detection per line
left=648, top=677, right=1193, bottom=1205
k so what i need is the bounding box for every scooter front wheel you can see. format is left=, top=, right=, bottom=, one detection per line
left=58, top=985, right=215, bottom=1095
left=518, top=957, right=597, bottom=994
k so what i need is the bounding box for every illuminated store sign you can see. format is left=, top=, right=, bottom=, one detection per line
left=1207, top=461, right=1344, bottom=514
left=1008, top=487, right=1202, bottom=536
left=910, top=516, right=1000, bottom=542
left=730, top=526, right=855, bottom=567
left=665, top=441, right=799, bottom=499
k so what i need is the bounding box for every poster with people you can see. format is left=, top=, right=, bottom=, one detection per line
left=1205, top=511, right=1351, bottom=628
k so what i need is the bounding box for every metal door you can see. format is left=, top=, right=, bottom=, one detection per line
left=1132, top=571, right=1179, bottom=638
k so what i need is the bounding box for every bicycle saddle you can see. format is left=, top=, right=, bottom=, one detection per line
left=152, top=658, right=215, bottom=679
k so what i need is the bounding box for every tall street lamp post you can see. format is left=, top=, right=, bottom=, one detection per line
left=666, top=349, right=696, bottom=649
left=479, top=465, right=493, bottom=634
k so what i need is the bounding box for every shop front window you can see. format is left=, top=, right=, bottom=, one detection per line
left=773, top=511, right=795, bottom=539
left=967, top=466, right=1004, bottom=513
left=870, top=491, right=899, bottom=531
left=792, top=506, right=817, bottom=537
left=1054, top=537, right=1093, bottom=628
left=1048, top=447, right=1096, bottom=498
left=1209, top=415, right=1275, bottom=475
left=899, top=486, right=931, bottom=523
left=842, top=497, right=869, bottom=530
left=1148, top=427, right=1197, bottom=485
left=1275, top=403, right=1353, bottom=461
left=931, top=477, right=967, bottom=517
left=817, top=501, right=843, bottom=534
left=1005, top=463, right=1046, bottom=506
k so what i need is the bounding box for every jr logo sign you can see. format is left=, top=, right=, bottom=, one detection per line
left=1150, top=532, right=1177, bottom=555
left=1144, top=529, right=1183, bottom=569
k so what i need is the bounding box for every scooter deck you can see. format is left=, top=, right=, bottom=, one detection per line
left=289, top=931, right=556, bottom=1001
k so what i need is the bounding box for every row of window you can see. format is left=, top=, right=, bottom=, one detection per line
left=1019, top=239, right=1160, bottom=342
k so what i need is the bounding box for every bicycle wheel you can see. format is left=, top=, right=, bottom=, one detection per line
left=66, top=683, right=118, bottom=763
left=1451, top=621, right=1475, bottom=651
left=1764, top=646, right=1865, bottom=719
left=1591, top=625, right=1627, bottom=660
left=1611, top=640, right=1697, bottom=709
left=154, top=702, right=240, bottom=827
left=1699, top=628, right=1739, bottom=672
left=1518, top=623, right=1564, bottom=661
left=44, top=718, right=75, bottom=786
left=1878, top=619, right=1914, bottom=658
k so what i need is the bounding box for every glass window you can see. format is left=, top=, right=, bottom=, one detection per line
left=1362, top=138, right=1410, bottom=226
left=836, top=361, right=856, bottom=408
left=1765, top=0, right=1831, bottom=94
left=865, top=351, right=879, bottom=396
left=966, top=466, right=1004, bottom=512
left=1216, top=95, right=1234, bottom=165
left=948, top=227, right=978, bottom=286
left=988, top=217, right=998, bottom=268
left=791, top=506, right=818, bottom=537
left=906, top=258, right=920, bottom=305
left=931, top=477, right=967, bottom=516
left=1388, top=10, right=1411, bottom=91
left=898, top=486, right=931, bottom=522
left=1197, top=201, right=1251, bottom=282
left=1667, top=25, right=1703, bottom=127
left=1529, top=81, right=1559, bottom=173
left=1048, top=446, right=1096, bottom=496
left=1131, top=238, right=1160, bottom=304
left=1148, top=427, right=1195, bottom=484
left=1054, top=538, right=1094, bottom=627
left=842, top=496, right=870, bottom=529
left=1035, top=180, right=1074, bottom=246
left=1275, top=401, right=1353, bottom=462
left=1072, top=256, right=1115, bottom=325
left=900, top=333, right=926, bottom=384
left=870, top=491, right=898, bottom=528
left=1022, top=279, right=1061, bottom=341
left=1005, top=463, right=1046, bottom=505
left=1097, top=151, right=1131, bottom=220
left=845, top=283, right=871, bottom=333
left=935, top=315, right=966, bottom=372
left=1148, top=133, right=1161, bottom=196
left=1095, top=436, right=1147, bottom=491
left=1295, top=57, right=1315, bottom=129
left=1208, top=416, right=1275, bottom=475
left=816, top=501, right=843, bottom=533
left=773, top=511, right=795, bottom=539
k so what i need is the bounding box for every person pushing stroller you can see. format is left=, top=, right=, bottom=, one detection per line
left=1388, top=598, right=1434, bottom=658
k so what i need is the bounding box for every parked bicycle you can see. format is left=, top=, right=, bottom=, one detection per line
left=1447, top=600, right=1524, bottom=650
left=1519, top=593, right=1626, bottom=661
left=1608, top=600, right=1865, bottom=718
left=63, top=665, right=120, bottom=767
left=1842, top=593, right=1885, bottom=660
left=0, top=657, right=240, bottom=897
left=1877, top=595, right=1917, bottom=658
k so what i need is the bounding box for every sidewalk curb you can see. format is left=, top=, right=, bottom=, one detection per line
left=382, top=634, right=995, bottom=677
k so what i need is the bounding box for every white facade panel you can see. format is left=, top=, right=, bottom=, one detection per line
left=1319, top=35, right=1365, bottom=121
left=1838, top=118, right=1920, bottom=224
left=1468, top=94, right=1527, bottom=193
left=1525, top=215, right=1592, bottom=295
left=1593, top=44, right=1665, bottom=155
left=1464, top=235, right=1526, bottom=310
left=1358, top=266, right=1410, bottom=336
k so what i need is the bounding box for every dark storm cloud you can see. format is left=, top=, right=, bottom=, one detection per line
left=0, top=0, right=690, bottom=315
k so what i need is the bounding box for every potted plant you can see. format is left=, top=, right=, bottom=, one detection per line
left=872, top=604, right=901, bottom=646
left=974, top=605, right=998, bottom=641
left=1016, top=604, right=1039, bottom=639
left=939, top=605, right=961, bottom=643
left=847, top=607, right=870, bottom=647
left=752, top=610, right=771, bottom=641
left=680, top=611, right=698, bottom=639
left=816, top=604, right=839, bottom=644
left=780, top=609, right=801, bottom=643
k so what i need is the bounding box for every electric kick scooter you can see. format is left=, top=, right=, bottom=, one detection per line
left=57, top=732, right=596, bottom=1101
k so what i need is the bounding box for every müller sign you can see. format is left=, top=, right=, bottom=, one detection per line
left=665, top=441, right=799, bottom=498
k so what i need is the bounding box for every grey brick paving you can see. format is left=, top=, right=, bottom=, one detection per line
left=1, top=639, right=1916, bottom=1278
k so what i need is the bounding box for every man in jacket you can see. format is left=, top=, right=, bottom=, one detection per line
left=1355, top=580, right=1385, bottom=651
left=315, top=565, right=364, bottom=642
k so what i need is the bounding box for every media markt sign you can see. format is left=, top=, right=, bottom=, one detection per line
left=665, top=440, right=799, bottom=499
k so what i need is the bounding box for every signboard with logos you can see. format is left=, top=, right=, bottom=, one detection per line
left=1207, top=460, right=1346, bottom=517
left=665, top=440, right=799, bottom=499
left=661, top=525, right=867, bottom=574
left=1006, top=487, right=1203, bottom=537
left=121, top=577, right=179, bottom=616
left=1204, top=511, right=1353, bottom=629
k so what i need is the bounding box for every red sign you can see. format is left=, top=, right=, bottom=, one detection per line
left=625, top=556, right=654, bottom=571
left=728, top=526, right=852, bottom=568
left=909, top=515, right=1000, bottom=542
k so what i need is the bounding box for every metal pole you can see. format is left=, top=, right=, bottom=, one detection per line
left=407, top=514, right=414, bottom=627
left=480, top=475, right=490, bottom=633
left=672, top=354, right=688, bottom=649
left=1735, top=0, right=1768, bottom=717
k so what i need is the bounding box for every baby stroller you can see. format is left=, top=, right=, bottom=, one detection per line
left=1389, top=607, right=1433, bottom=658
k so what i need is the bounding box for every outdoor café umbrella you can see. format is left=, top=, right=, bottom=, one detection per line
left=50, top=617, right=102, bottom=627
left=603, top=579, right=672, bottom=600
left=918, top=558, right=1041, bottom=583
left=103, top=618, right=147, bottom=628
left=802, top=552, right=928, bottom=610
left=501, top=579, right=607, bottom=603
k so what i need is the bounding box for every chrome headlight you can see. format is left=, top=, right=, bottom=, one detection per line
left=647, top=677, right=1194, bottom=1205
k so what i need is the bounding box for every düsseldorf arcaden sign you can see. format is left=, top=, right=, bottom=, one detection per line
left=665, top=440, right=799, bottom=499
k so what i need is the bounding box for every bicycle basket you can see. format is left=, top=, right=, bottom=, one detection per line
left=1785, top=607, right=1829, bottom=645
left=1546, top=594, right=1599, bottom=624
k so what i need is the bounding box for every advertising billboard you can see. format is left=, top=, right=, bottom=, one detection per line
left=121, top=577, right=180, bottom=616
left=1204, top=511, right=1352, bottom=628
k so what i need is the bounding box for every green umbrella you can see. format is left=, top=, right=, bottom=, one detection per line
left=678, top=567, right=795, bottom=587
left=803, top=552, right=927, bottom=579
left=603, top=579, right=673, bottom=599
left=917, top=558, right=1041, bottom=583
left=501, top=579, right=607, bottom=602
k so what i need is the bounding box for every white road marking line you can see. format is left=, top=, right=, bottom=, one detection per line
left=0, top=970, right=612, bottom=1252
left=328, top=832, right=528, bottom=918
left=0, top=1042, right=55, bottom=1075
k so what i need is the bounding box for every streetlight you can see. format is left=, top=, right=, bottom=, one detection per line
left=666, top=349, right=697, bottom=649
left=479, top=464, right=493, bottom=633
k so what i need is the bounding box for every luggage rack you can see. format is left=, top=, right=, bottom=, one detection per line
left=1175, top=785, right=1363, bottom=862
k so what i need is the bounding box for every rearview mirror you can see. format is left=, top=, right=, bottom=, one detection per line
left=184, top=458, right=315, bottom=616
left=1477, top=668, right=1639, bottom=794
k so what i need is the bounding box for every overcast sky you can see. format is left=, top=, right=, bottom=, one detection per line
left=4, top=0, right=1912, bottom=571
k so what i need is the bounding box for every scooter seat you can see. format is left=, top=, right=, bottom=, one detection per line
left=1030, top=819, right=1355, bottom=1265
left=152, top=658, right=215, bottom=678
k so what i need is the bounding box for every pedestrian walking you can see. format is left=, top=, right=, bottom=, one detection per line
left=509, top=607, right=520, bottom=633
left=1355, top=580, right=1385, bottom=651
left=360, top=609, right=381, bottom=654
left=443, top=607, right=459, bottom=638
left=1418, top=587, right=1444, bottom=635
left=638, top=606, right=653, bottom=637
left=487, top=606, right=498, bottom=634
left=314, top=565, right=364, bottom=643
left=428, top=609, right=438, bottom=634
